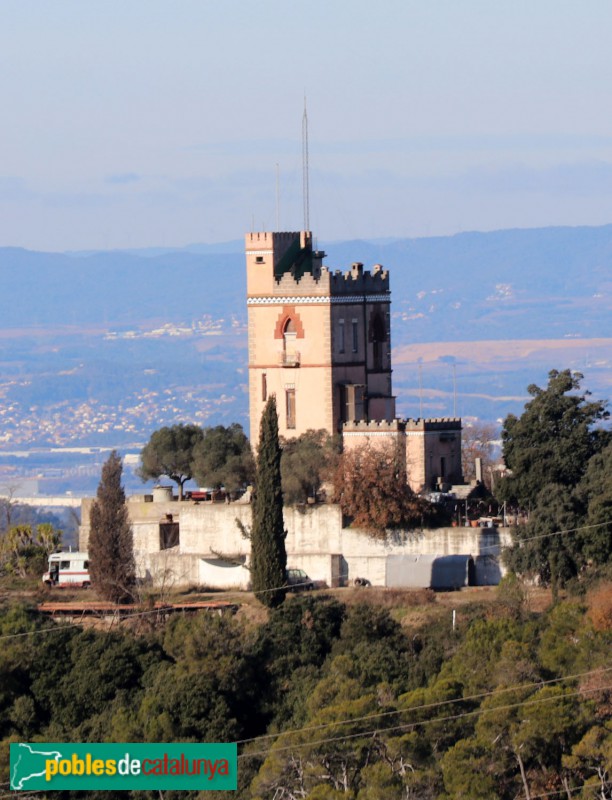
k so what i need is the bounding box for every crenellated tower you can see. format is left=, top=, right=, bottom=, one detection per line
left=246, top=230, right=396, bottom=446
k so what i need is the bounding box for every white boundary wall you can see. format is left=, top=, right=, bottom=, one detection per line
left=80, top=500, right=512, bottom=590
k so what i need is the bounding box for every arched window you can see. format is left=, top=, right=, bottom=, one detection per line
left=283, top=318, right=297, bottom=352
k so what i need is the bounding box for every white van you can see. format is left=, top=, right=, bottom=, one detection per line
left=42, top=552, right=91, bottom=587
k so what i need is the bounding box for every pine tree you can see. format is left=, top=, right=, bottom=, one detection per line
left=139, top=424, right=204, bottom=500
left=89, top=451, right=135, bottom=603
left=250, top=397, right=287, bottom=608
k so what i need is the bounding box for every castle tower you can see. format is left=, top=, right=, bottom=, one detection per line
left=246, top=231, right=396, bottom=445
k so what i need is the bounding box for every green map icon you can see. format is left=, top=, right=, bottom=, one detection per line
left=11, top=743, right=64, bottom=790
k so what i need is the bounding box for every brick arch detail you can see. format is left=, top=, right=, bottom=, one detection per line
left=274, top=306, right=305, bottom=339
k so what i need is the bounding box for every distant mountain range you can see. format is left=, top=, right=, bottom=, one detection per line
left=1, top=224, right=610, bottom=340
left=0, top=224, right=609, bottom=495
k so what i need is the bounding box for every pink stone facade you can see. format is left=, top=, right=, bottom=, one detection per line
left=342, top=418, right=462, bottom=493
left=246, top=230, right=462, bottom=492
left=247, top=231, right=395, bottom=446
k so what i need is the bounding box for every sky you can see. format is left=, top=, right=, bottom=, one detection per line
left=2, top=1, right=612, bottom=251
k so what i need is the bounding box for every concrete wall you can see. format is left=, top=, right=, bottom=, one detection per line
left=80, top=501, right=511, bottom=591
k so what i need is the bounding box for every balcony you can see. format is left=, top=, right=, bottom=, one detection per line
left=279, top=351, right=301, bottom=367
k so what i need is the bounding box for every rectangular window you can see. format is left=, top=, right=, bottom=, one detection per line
left=262, top=373, right=267, bottom=401
left=352, top=320, right=359, bottom=353
left=440, top=457, right=447, bottom=478
left=338, top=319, right=345, bottom=353
left=341, top=384, right=366, bottom=422
left=286, top=388, right=296, bottom=429
left=160, top=522, right=180, bottom=550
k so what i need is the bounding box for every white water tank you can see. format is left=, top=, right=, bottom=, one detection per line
left=153, top=485, right=173, bottom=502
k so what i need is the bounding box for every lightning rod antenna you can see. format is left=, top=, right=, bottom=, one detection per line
left=302, top=98, right=310, bottom=232
left=418, top=361, right=423, bottom=418
left=275, top=163, right=280, bottom=231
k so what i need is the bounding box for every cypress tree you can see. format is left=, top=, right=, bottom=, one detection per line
left=251, top=396, right=287, bottom=608
left=89, top=450, right=135, bottom=603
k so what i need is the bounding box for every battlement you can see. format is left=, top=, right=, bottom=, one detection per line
left=329, top=263, right=389, bottom=295
left=266, top=263, right=390, bottom=298
left=245, top=230, right=311, bottom=250
left=274, top=268, right=332, bottom=296
left=246, top=230, right=390, bottom=298
left=342, top=418, right=462, bottom=434
left=404, top=418, right=462, bottom=432
left=343, top=419, right=406, bottom=433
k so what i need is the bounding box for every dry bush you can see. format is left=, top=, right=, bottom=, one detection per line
left=343, top=586, right=436, bottom=608
left=333, top=443, right=430, bottom=536
left=586, top=581, right=612, bottom=631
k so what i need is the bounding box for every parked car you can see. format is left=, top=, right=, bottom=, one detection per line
left=286, top=568, right=315, bottom=592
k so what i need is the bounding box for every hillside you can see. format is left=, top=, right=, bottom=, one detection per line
left=1, top=583, right=611, bottom=798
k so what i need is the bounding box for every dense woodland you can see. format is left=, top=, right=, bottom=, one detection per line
left=1, top=581, right=612, bottom=799
left=1, top=368, right=611, bottom=797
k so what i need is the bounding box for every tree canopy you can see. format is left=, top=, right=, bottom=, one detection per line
left=88, top=450, right=135, bottom=603
left=499, top=369, right=609, bottom=507
left=250, top=396, right=287, bottom=608
left=139, top=423, right=204, bottom=500
left=280, top=429, right=338, bottom=505
left=191, top=423, right=254, bottom=496
left=0, top=522, right=62, bottom=578
left=501, top=371, right=611, bottom=589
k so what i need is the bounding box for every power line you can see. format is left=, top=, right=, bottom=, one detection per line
left=493, top=519, right=611, bottom=550
left=236, top=665, right=612, bottom=749
left=528, top=780, right=612, bottom=799
left=238, top=681, right=612, bottom=760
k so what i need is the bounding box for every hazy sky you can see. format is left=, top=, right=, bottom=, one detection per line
left=3, top=1, right=612, bottom=250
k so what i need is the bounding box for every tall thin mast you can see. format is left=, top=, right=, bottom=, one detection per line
left=275, top=162, right=280, bottom=231
left=302, top=99, right=310, bottom=232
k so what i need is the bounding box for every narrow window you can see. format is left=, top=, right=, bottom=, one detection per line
left=286, top=388, right=296, bottom=429
left=282, top=319, right=299, bottom=366
left=440, top=456, right=447, bottom=478
left=283, top=318, right=296, bottom=349
left=338, top=319, right=345, bottom=353
left=352, top=320, right=359, bottom=353
left=262, top=373, right=267, bottom=401
left=371, top=312, right=387, bottom=370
